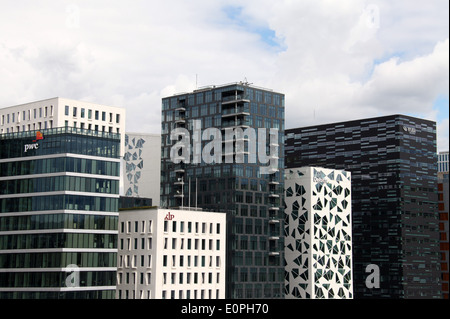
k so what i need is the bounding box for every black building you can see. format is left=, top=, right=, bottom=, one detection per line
left=160, top=82, right=285, bottom=298
left=285, top=114, right=441, bottom=298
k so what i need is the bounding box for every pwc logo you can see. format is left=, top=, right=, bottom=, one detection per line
left=33, top=131, right=44, bottom=142
left=24, top=131, right=44, bottom=153
left=164, top=212, right=175, bottom=221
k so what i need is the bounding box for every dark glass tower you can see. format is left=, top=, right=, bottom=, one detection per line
left=0, top=127, right=120, bottom=299
left=160, top=82, right=285, bottom=298
left=285, top=114, right=441, bottom=299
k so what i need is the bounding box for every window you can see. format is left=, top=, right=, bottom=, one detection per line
left=172, top=238, right=177, bottom=249
left=148, top=220, right=153, bottom=233
left=73, top=107, right=77, bottom=117
left=116, top=114, right=120, bottom=123
left=81, top=108, right=85, bottom=118
left=65, top=105, right=69, bottom=116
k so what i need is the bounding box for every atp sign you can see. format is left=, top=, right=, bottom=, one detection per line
left=164, top=212, right=175, bottom=221
left=24, top=131, right=44, bottom=153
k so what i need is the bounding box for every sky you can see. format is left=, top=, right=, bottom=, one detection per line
left=0, top=0, right=448, bottom=152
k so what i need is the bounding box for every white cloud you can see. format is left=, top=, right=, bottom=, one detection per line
left=0, top=0, right=448, bottom=151
left=357, top=38, right=449, bottom=113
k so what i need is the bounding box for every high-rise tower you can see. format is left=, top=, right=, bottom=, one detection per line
left=160, top=82, right=285, bottom=298
left=285, top=115, right=441, bottom=298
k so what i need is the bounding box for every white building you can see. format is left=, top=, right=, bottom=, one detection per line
left=116, top=208, right=226, bottom=299
left=438, top=151, right=449, bottom=173
left=0, top=97, right=126, bottom=156
left=123, top=133, right=161, bottom=206
left=284, top=167, right=353, bottom=299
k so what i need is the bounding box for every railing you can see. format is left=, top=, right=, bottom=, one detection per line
left=0, top=126, right=121, bottom=140
left=221, top=106, right=250, bottom=116
left=221, top=95, right=248, bottom=103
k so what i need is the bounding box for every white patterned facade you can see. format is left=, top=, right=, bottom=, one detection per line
left=284, top=167, right=353, bottom=299
left=123, top=133, right=161, bottom=206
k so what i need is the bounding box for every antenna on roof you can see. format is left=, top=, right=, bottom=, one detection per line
left=243, top=77, right=253, bottom=86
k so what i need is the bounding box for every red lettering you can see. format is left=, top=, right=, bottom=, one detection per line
left=164, top=212, right=175, bottom=221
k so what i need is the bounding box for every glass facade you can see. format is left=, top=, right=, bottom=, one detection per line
left=0, top=157, right=120, bottom=177
left=0, top=127, right=120, bottom=299
left=160, top=83, right=285, bottom=299
left=0, top=126, right=120, bottom=159
left=285, top=115, right=441, bottom=299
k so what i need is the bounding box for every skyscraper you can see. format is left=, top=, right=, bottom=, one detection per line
left=285, top=114, right=441, bottom=299
left=0, top=99, right=125, bottom=299
left=160, top=82, right=285, bottom=298
left=0, top=127, right=121, bottom=299
left=284, top=167, right=353, bottom=299
left=437, top=151, right=449, bottom=299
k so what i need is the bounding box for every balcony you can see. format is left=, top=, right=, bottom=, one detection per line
left=221, top=94, right=250, bottom=105
left=222, top=135, right=250, bottom=144
left=174, top=178, right=185, bottom=186
left=174, top=165, right=185, bottom=174
left=221, top=106, right=250, bottom=118
left=174, top=116, right=186, bottom=124
left=269, top=218, right=280, bottom=225
left=221, top=119, right=251, bottom=130
left=268, top=252, right=280, bottom=257
left=265, top=167, right=279, bottom=174
left=268, top=179, right=279, bottom=185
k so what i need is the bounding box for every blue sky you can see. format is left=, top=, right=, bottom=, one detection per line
left=434, top=96, right=449, bottom=121
left=223, top=5, right=286, bottom=52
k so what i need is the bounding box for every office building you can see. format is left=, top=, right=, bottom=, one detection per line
left=0, top=126, right=121, bottom=299
left=123, top=133, right=161, bottom=206
left=160, top=82, right=285, bottom=298
left=0, top=97, right=126, bottom=156
left=116, top=208, right=226, bottom=299
left=438, top=154, right=449, bottom=298
left=285, top=114, right=441, bottom=298
left=438, top=151, right=449, bottom=173
left=284, top=167, right=353, bottom=299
